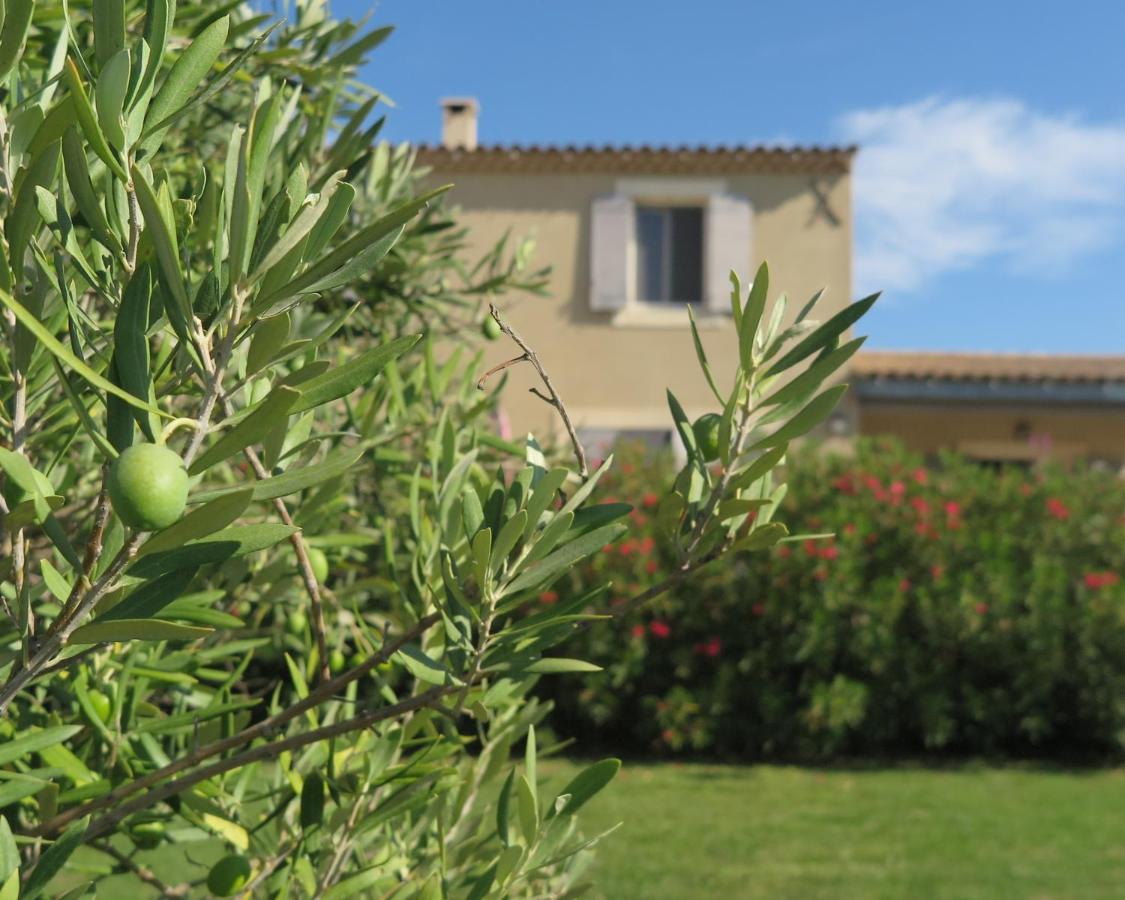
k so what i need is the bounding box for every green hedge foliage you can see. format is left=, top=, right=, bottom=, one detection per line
left=544, top=438, right=1125, bottom=760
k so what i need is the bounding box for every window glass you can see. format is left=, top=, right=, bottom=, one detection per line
left=634, top=205, right=703, bottom=304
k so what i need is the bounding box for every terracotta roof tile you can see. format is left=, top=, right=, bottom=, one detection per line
left=852, top=351, right=1125, bottom=384
left=415, top=143, right=856, bottom=175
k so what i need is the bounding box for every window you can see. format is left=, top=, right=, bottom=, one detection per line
left=634, top=206, right=704, bottom=305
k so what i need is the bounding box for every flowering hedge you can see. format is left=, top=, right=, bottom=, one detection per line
left=541, top=438, right=1125, bottom=759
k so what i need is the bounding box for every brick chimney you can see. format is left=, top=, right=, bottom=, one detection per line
left=441, top=97, right=479, bottom=150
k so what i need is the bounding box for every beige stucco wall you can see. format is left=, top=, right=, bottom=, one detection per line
left=424, top=170, right=852, bottom=444
left=859, top=402, right=1125, bottom=464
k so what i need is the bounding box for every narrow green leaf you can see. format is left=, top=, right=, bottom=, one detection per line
left=92, top=0, right=126, bottom=67
left=142, top=15, right=229, bottom=147
left=733, top=521, right=789, bottom=552
left=0, top=726, right=83, bottom=767
left=490, top=510, right=527, bottom=574
left=190, top=448, right=362, bottom=504
left=0, top=0, right=33, bottom=81
left=765, top=292, right=879, bottom=378
left=290, top=334, right=421, bottom=413
left=505, top=522, right=627, bottom=596
left=128, top=524, right=299, bottom=579
left=520, top=658, right=602, bottom=674
left=268, top=186, right=451, bottom=301
left=686, top=305, right=724, bottom=404
left=0, top=289, right=166, bottom=417
left=393, top=644, right=460, bottom=686
left=92, top=569, right=192, bottom=622
left=760, top=337, right=865, bottom=410
left=131, top=165, right=189, bottom=310
left=0, top=815, right=20, bottom=887
left=70, top=618, right=212, bottom=644
left=62, top=58, right=126, bottom=180
left=246, top=312, right=290, bottom=376
left=139, top=489, right=253, bottom=556
left=21, top=817, right=89, bottom=900
left=517, top=775, right=538, bottom=845
left=549, top=759, right=620, bottom=818
left=750, top=384, right=848, bottom=450
left=113, top=265, right=155, bottom=439
left=739, top=261, right=769, bottom=368
left=496, top=769, right=514, bottom=847
left=61, top=127, right=120, bottom=253
left=522, top=467, right=569, bottom=541
left=189, top=387, right=300, bottom=475
left=94, top=48, right=130, bottom=151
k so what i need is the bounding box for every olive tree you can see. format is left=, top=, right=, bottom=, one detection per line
left=0, top=1, right=873, bottom=896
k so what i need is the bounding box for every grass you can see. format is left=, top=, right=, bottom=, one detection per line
left=545, top=760, right=1125, bottom=900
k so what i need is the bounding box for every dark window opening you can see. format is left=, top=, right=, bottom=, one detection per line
left=635, top=206, right=703, bottom=304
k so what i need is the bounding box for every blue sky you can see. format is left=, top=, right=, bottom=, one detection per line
left=337, top=0, right=1125, bottom=353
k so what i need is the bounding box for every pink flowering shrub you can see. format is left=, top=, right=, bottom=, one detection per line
left=542, top=438, right=1125, bottom=759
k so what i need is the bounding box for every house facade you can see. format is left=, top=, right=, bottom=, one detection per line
left=420, top=99, right=1125, bottom=467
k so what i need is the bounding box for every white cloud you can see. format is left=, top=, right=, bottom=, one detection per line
left=838, top=97, right=1125, bottom=294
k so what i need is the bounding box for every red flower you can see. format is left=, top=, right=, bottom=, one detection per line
left=703, top=638, right=722, bottom=658
left=819, top=545, right=839, bottom=561
left=863, top=474, right=882, bottom=492
left=802, top=539, right=819, bottom=558
left=890, top=480, right=906, bottom=498
left=1046, top=497, right=1070, bottom=521
left=833, top=475, right=856, bottom=494
left=640, top=536, right=656, bottom=555
left=912, top=467, right=929, bottom=485
left=645, top=560, right=659, bottom=575
left=931, top=565, right=945, bottom=580
left=944, top=500, right=961, bottom=518
left=631, top=624, right=645, bottom=639
left=910, top=496, right=930, bottom=515
left=601, top=544, right=615, bottom=554
left=974, top=602, right=989, bottom=615
left=618, top=539, right=636, bottom=557
left=843, top=523, right=857, bottom=536
left=621, top=463, right=634, bottom=475
left=1019, top=483, right=1033, bottom=496
left=899, top=578, right=911, bottom=592
left=539, top=590, right=559, bottom=604
left=752, top=602, right=766, bottom=617
left=642, top=492, right=659, bottom=508
left=778, top=546, right=792, bottom=559
left=1085, top=571, right=1121, bottom=590
left=865, top=533, right=879, bottom=546
left=661, top=728, right=676, bottom=743
left=649, top=620, right=671, bottom=638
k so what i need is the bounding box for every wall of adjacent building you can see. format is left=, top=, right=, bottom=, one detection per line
left=424, top=169, right=853, bottom=445
left=859, top=401, right=1125, bottom=465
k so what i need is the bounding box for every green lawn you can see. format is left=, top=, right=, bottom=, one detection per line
left=546, top=761, right=1125, bottom=900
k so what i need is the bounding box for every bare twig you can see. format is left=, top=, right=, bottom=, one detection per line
left=125, top=184, right=141, bottom=274
left=83, top=684, right=460, bottom=842
left=29, top=612, right=442, bottom=837
left=0, top=533, right=145, bottom=716
left=45, top=483, right=111, bottom=641
left=476, top=304, right=588, bottom=478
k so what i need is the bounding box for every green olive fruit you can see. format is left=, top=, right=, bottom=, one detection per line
left=329, top=649, right=347, bottom=674
left=87, top=689, right=111, bottom=723
left=481, top=316, right=502, bottom=341
left=107, top=443, right=189, bottom=531
left=129, top=820, right=165, bottom=850
left=306, top=548, right=329, bottom=584
left=207, top=854, right=252, bottom=897
left=286, top=609, right=308, bottom=635
left=692, top=413, right=723, bottom=463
